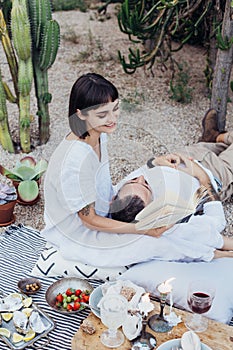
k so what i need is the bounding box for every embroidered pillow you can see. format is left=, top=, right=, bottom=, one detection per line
left=31, top=244, right=128, bottom=281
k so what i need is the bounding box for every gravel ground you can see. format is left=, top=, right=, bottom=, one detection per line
left=0, top=5, right=232, bottom=235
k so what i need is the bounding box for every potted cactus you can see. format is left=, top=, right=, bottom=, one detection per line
left=0, top=156, right=48, bottom=205
left=0, top=183, right=17, bottom=226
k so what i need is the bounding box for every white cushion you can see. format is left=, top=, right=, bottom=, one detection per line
left=119, top=258, right=233, bottom=324
left=31, top=244, right=127, bottom=281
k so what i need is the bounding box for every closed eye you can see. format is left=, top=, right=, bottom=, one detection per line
left=97, top=114, right=107, bottom=119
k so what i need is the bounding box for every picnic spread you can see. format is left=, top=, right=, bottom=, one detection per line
left=0, top=224, right=233, bottom=350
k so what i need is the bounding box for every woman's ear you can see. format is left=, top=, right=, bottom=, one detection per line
left=76, top=109, right=86, bottom=121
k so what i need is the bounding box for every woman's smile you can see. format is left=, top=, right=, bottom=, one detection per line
left=104, top=122, right=117, bottom=128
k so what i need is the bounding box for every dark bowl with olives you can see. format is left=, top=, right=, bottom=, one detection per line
left=18, top=277, right=41, bottom=295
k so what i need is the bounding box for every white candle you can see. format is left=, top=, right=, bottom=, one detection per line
left=158, top=277, right=176, bottom=294
left=138, top=293, right=154, bottom=317
left=169, top=290, right=173, bottom=313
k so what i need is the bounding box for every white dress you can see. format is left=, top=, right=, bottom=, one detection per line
left=42, top=138, right=225, bottom=267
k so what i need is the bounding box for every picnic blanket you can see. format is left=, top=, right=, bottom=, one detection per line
left=0, top=224, right=102, bottom=350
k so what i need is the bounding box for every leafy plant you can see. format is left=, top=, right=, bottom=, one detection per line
left=117, top=0, right=218, bottom=74
left=0, top=183, right=17, bottom=205
left=0, top=156, right=48, bottom=202
left=169, top=62, right=192, bottom=104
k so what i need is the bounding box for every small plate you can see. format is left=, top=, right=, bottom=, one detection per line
left=89, top=285, right=103, bottom=318
left=45, top=277, right=93, bottom=314
left=18, top=277, right=41, bottom=295
left=156, top=338, right=212, bottom=350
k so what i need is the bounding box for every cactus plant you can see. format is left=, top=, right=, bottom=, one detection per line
left=27, top=0, right=60, bottom=144
left=0, top=0, right=60, bottom=153
left=0, top=67, right=14, bottom=152
left=0, top=8, right=18, bottom=101
left=0, top=156, right=48, bottom=203
left=11, top=0, right=33, bottom=153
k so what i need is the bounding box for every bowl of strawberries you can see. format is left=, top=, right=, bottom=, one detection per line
left=45, top=277, right=93, bottom=314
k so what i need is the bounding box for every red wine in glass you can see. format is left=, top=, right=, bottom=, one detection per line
left=185, top=280, right=215, bottom=332
left=188, top=292, right=212, bottom=314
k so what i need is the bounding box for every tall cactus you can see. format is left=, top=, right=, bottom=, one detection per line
left=0, top=0, right=59, bottom=153
left=11, top=0, right=33, bottom=153
left=0, top=9, right=18, bottom=104
left=27, top=0, right=60, bottom=144
left=0, top=67, right=14, bottom=153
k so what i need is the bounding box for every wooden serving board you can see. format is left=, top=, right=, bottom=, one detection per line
left=72, top=301, right=233, bottom=350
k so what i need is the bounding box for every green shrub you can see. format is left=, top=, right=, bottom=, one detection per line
left=169, top=62, right=193, bottom=104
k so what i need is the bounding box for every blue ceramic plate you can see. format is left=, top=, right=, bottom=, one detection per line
left=157, top=338, right=212, bottom=350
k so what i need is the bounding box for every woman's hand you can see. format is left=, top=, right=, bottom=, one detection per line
left=152, top=154, right=181, bottom=168
left=138, top=225, right=172, bottom=238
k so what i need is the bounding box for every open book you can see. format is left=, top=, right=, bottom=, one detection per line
left=135, top=186, right=208, bottom=230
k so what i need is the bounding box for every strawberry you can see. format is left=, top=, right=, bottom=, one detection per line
left=75, top=289, right=82, bottom=296
left=82, top=295, right=90, bottom=303
left=67, top=304, right=73, bottom=311
left=73, top=301, right=81, bottom=311
left=56, top=293, right=63, bottom=303
left=66, top=288, right=73, bottom=296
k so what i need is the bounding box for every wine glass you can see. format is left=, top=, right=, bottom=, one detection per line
left=100, top=294, right=128, bottom=348
left=185, top=280, right=215, bottom=332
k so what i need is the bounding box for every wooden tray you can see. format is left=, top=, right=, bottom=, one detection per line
left=72, top=300, right=233, bottom=350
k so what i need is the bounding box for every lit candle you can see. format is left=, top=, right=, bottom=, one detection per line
left=157, top=277, right=176, bottom=294
left=138, top=293, right=154, bottom=317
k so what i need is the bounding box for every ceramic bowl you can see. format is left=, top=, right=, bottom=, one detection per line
left=18, top=277, right=41, bottom=295
left=156, top=338, right=212, bottom=350
left=89, top=285, right=103, bottom=318
left=45, top=277, right=93, bottom=314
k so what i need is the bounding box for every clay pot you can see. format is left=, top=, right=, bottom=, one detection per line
left=0, top=200, right=16, bottom=227
left=12, top=180, right=41, bottom=206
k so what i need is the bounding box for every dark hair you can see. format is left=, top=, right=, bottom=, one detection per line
left=68, top=73, right=119, bottom=138
left=110, top=195, right=145, bottom=223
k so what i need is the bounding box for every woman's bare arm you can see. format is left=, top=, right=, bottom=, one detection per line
left=78, top=203, right=169, bottom=238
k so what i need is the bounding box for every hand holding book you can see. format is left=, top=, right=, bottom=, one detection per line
left=135, top=186, right=208, bottom=230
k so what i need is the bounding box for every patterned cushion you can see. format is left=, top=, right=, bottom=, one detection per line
left=31, top=244, right=128, bottom=281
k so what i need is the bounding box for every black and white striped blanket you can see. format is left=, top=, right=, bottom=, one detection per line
left=0, top=224, right=102, bottom=350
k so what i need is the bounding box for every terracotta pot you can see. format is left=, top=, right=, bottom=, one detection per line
left=12, top=179, right=41, bottom=206
left=0, top=200, right=16, bottom=227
